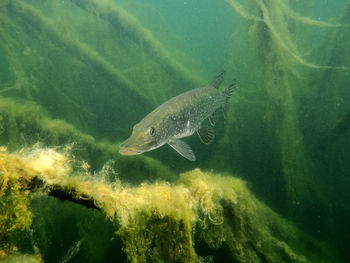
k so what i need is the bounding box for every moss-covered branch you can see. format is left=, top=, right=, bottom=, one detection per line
left=0, top=96, right=177, bottom=183
left=1, top=147, right=332, bottom=262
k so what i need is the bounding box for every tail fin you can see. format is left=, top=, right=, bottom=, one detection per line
left=209, top=70, right=225, bottom=89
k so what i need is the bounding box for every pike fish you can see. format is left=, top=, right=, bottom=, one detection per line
left=119, top=71, right=236, bottom=161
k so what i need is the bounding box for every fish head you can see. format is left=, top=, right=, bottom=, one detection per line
left=119, top=121, right=166, bottom=156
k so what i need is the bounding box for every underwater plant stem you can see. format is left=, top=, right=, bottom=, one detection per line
left=227, top=0, right=263, bottom=22
left=0, top=17, right=33, bottom=98
left=228, top=0, right=350, bottom=70
left=71, top=0, right=202, bottom=87
left=228, top=0, right=350, bottom=28
left=255, top=0, right=350, bottom=71
left=279, top=1, right=350, bottom=28
left=239, top=0, right=322, bottom=211
left=9, top=0, right=152, bottom=104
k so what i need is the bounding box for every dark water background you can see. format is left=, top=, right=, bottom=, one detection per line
left=0, top=0, right=350, bottom=262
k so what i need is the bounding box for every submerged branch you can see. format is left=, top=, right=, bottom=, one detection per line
left=228, top=0, right=350, bottom=70
left=0, top=147, right=330, bottom=263
left=279, top=1, right=350, bottom=28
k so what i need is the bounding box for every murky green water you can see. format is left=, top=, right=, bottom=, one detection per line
left=0, top=0, right=349, bottom=262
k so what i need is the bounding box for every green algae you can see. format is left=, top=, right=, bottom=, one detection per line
left=0, top=0, right=202, bottom=139
left=0, top=148, right=332, bottom=262
left=0, top=96, right=177, bottom=183
left=221, top=0, right=350, bottom=212
left=0, top=0, right=349, bottom=262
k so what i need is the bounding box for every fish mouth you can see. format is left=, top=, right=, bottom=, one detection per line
left=119, top=147, right=142, bottom=156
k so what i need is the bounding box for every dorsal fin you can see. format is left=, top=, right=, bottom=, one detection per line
left=209, top=70, right=225, bottom=89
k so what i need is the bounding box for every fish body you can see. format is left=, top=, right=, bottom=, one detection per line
left=119, top=71, right=235, bottom=161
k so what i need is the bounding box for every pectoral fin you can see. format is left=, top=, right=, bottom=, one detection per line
left=197, top=126, right=215, bottom=144
left=168, top=140, right=196, bottom=161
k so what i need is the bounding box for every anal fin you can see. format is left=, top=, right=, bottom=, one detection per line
left=197, top=126, right=215, bottom=144
left=168, top=140, right=196, bottom=161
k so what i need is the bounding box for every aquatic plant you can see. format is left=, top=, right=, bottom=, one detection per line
left=0, top=146, right=332, bottom=262
left=0, top=0, right=202, bottom=140
left=0, top=96, right=177, bottom=183
left=0, top=0, right=348, bottom=261
left=220, top=3, right=350, bottom=260
left=228, top=0, right=350, bottom=70
left=223, top=0, right=350, bottom=211
left=0, top=148, right=33, bottom=259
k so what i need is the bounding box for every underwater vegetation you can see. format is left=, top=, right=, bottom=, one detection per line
left=217, top=1, right=350, bottom=261
left=0, top=146, right=332, bottom=262
left=0, top=97, right=177, bottom=184
left=0, top=0, right=201, bottom=140
left=0, top=0, right=350, bottom=262
left=228, top=0, right=350, bottom=70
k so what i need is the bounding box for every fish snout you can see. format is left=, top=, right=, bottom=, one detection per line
left=119, top=146, right=142, bottom=156
left=119, top=138, right=143, bottom=156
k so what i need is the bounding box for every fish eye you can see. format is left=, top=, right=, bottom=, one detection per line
left=149, top=127, right=156, bottom=136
